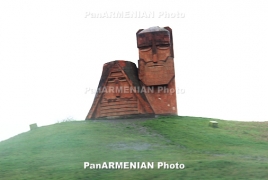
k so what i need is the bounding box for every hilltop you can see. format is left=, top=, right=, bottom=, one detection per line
left=0, top=116, right=268, bottom=179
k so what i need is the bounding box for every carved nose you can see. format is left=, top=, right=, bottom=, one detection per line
left=153, top=54, right=158, bottom=63
left=115, top=79, right=120, bottom=97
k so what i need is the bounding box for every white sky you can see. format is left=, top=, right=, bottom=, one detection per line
left=1, top=0, right=268, bottom=141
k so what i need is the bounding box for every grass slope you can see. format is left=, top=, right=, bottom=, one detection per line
left=0, top=116, right=268, bottom=180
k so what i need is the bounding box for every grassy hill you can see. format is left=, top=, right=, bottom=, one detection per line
left=0, top=116, right=268, bottom=180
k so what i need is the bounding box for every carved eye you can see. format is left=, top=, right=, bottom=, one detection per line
left=118, top=77, right=126, bottom=81
left=157, top=44, right=170, bottom=50
left=139, top=46, right=151, bottom=52
left=108, top=78, right=115, bottom=82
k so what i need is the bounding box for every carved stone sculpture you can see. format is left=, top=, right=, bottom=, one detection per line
left=86, top=26, right=177, bottom=119
left=136, top=26, right=177, bottom=115
left=86, top=61, right=154, bottom=119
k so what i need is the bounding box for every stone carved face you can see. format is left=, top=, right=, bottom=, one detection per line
left=90, top=61, right=142, bottom=118
left=137, top=26, right=175, bottom=86
left=102, top=70, right=135, bottom=103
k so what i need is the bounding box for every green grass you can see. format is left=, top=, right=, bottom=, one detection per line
left=0, top=116, right=268, bottom=180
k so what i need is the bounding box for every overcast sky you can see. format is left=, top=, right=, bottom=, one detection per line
left=1, top=0, right=268, bottom=141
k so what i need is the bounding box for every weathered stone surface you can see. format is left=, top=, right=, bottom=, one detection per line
left=86, top=60, right=154, bottom=119
left=86, top=26, right=177, bottom=119
left=136, top=26, right=177, bottom=115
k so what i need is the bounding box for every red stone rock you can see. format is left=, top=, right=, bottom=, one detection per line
left=136, top=26, right=177, bottom=115
left=85, top=26, right=177, bottom=119
left=85, top=60, right=154, bottom=119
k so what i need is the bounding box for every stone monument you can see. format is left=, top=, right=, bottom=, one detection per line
left=136, top=26, right=177, bottom=115
left=85, top=26, right=177, bottom=119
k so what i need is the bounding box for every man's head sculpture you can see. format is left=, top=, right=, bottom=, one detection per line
left=137, top=26, right=175, bottom=86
